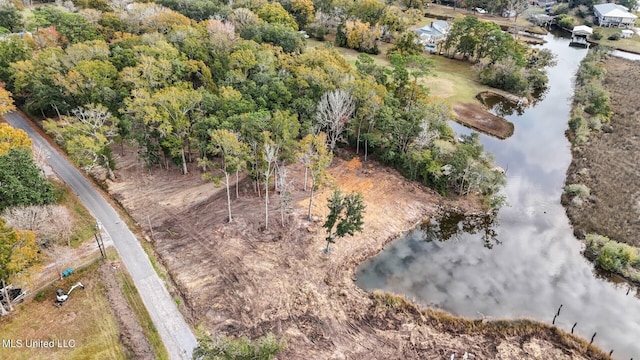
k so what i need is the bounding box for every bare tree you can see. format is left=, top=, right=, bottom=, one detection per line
left=207, top=130, right=249, bottom=223
left=315, top=89, right=355, bottom=153
left=263, top=141, right=279, bottom=229
left=2, top=205, right=75, bottom=246
left=276, top=163, right=292, bottom=226
left=506, top=0, right=529, bottom=22
left=299, top=143, right=312, bottom=191
left=55, top=0, right=77, bottom=12
left=1, top=280, right=11, bottom=315
left=44, top=105, right=119, bottom=180
left=414, top=102, right=451, bottom=149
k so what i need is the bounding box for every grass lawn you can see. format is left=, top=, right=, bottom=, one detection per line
left=305, top=38, right=488, bottom=104
left=592, top=27, right=640, bottom=53
left=0, top=260, right=125, bottom=360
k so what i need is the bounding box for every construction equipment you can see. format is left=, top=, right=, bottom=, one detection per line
left=55, top=282, right=84, bottom=306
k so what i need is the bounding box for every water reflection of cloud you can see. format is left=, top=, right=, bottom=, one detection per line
left=356, top=35, right=640, bottom=358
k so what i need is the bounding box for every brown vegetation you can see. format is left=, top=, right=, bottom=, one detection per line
left=108, top=148, right=609, bottom=359
left=564, top=57, right=640, bottom=247
left=0, top=261, right=126, bottom=360
left=453, top=102, right=515, bottom=139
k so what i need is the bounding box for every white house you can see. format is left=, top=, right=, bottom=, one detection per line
left=621, top=29, right=634, bottom=38
left=414, top=21, right=450, bottom=45
left=593, top=3, right=638, bottom=28
left=530, top=0, right=556, bottom=10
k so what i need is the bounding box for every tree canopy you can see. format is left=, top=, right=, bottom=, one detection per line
left=0, top=148, right=55, bottom=212
left=323, top=189, right=366, bottom=252
left=1, top=0, right=508, bottom=210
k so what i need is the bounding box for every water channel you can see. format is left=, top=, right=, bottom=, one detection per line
left=356, top=33, right=640, bottom=359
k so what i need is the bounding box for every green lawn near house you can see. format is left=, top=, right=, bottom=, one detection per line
left=592, top=27, right=640, bottom=53
left=305, top=38, right=489, bottom=104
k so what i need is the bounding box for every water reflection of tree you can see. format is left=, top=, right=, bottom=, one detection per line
left=421, top=211, right=501, bottom=249
left=481, top=89, right=548, bottom=117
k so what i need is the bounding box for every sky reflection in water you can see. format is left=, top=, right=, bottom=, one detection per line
left=356, top=34, right=640, bottom=358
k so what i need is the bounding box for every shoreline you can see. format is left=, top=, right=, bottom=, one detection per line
left=105, top=150, right=609, bottom=359
left=452, top=101, right=515, bottom=139
left=563, top=54, right=640, bottom=286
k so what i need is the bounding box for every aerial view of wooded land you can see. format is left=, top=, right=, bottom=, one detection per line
left=0, top=0, right=634, bottom=359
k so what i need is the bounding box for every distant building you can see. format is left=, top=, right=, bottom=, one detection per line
left=621, top=29, right=634, bottom=38
left=502, top=9, right=516, bottom=18
left=530, top=0, right=556, bottom=10
left=593, top=3, right=638, bottom=28
left=0, top=31, right=31, bottom=41
left=414, top=21, right=450, bottom=45
left=570, top=25, right=592, bottom=48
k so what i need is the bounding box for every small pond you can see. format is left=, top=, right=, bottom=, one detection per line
left=356, top=33, right=640, bottom=359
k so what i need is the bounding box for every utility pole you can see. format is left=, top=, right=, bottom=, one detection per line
left=95, top=221, right=106, bottom=258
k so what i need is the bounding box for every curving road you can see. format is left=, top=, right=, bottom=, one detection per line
left=4, top=112, right=197, bottom=360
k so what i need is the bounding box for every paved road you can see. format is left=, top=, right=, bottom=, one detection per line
left=4, top=112, right=197, bottom=360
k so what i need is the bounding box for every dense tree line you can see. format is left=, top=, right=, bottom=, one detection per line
left=0, top=123, right=56, bottom=315
left=443, top=15, right=557, bottom=97
left=1, top=2, right=506, bottom=220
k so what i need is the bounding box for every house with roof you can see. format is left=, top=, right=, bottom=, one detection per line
left=570, top=25, right=592, bottom=47
left=593, top=3, right=638, bottom=28
left=530, top=0, right=556, bottom=10
left=414, top=21, right=450, bottom=45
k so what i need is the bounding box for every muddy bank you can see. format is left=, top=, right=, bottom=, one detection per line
left=564, top=57, right=640, bottom=248
left=452, top=102, right=515, bottom=139
left=107, top=150, right=608, bottom=359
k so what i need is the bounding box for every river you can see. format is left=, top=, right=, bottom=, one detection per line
left=356, top=33, right=640, bottom=359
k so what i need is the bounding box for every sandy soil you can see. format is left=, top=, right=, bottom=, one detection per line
left=564, top=57, right=640, bottom=247
left=107, top=147, right=608, bottom=359
left=453, top=102, right=515, bottom=139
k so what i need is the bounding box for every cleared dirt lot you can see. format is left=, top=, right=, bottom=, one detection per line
left=564, top=57, right=640, bottom=247
left=108, top=148, right=609, bottom=359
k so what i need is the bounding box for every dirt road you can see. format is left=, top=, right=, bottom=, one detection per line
left=3, top=112, right=197, bottom=360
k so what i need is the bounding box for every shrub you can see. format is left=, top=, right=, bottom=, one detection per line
left=34, top=291, right=47, bottom=302
left=586, top=233, right=610, bottom=251
left=584, top=86, right=611, bottom=117
left=591, top=31, right=602, bottom=40
left=193, top=333, right=285, bottom=360
left=597, top=241, right=639, bottom=273
left=306, top=23, right=327, bottom=41
left=558, top=15, right=575, bottom=29
left=550, top=3, right=569, bottom=15
left=564, top=183, right=590, bottom=198
left=568, top=115, right=584, bottom=132
left=479, top=59, right=530, bottom=95
left=574, top=124, right=590, bottom=144
left=608, top=32, right=620, bottom=41
left=587, top=115, right=602, bottom=130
